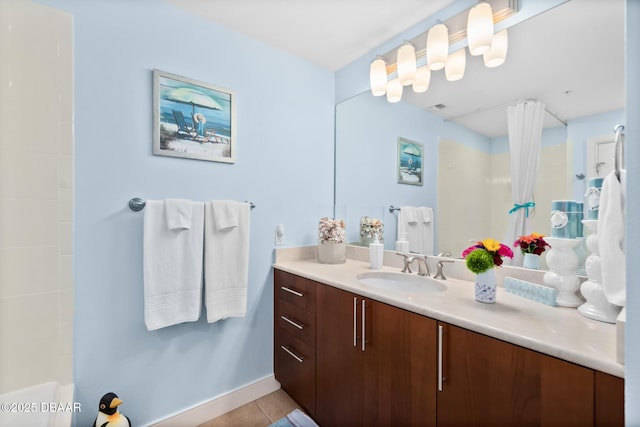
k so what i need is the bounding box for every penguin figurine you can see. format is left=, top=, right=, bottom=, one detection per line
left=93, top=392, right=131, bottom=427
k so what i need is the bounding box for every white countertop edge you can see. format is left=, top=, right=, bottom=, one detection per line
left=273, top=258, right=624, bottom=379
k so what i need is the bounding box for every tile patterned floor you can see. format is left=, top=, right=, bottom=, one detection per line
left=197, top=389, right=302, bottom=427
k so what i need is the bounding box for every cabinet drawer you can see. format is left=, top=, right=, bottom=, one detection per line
left=278, top=299, right=316, bottom=346
left=275, top=270, right=316, bottom=313
left=275, top=328, right=316, bottom=416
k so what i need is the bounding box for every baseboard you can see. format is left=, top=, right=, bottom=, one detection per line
left=149, top=375, right=281, bottom=427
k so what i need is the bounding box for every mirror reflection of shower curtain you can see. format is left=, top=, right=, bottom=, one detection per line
left=503, top=101, right=545, bottom=266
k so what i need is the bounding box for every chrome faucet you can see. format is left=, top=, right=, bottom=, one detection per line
left=396, top=253, right=431, bottom=276
left=407, top=256, right=430, bottom=276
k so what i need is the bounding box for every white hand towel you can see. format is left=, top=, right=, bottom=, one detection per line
left=598, top=171, right=626, bottom=307
left=401, top=206, right=418, bottom=224
left=165, top=198, right=193, bottom=230
left=144, top=200, right=204, bottom=331
left=419, top=207, right=432, bottom=223
left=204, top=201, right=251, bottom=323
left=212, top=201, right=239, bottom=230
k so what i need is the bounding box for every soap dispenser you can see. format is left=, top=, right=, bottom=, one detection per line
left=370, top=234, right=384, bottom=270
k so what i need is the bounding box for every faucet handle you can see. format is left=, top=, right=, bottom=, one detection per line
left=434, top=260, right=452, bottom=280
left=396, top=253, right=412, bottom=273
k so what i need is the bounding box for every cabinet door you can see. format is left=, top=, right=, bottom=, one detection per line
left=595, top=372, right=624, bottom=427
left=316, top=285, right=363, bottom=427
left=363, top=300, right=437, bottom=427
left=437, top=322, right=594, bottom=427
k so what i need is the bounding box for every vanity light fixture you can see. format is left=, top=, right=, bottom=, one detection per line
left=368, top=0, right=517, bottom=103
left=467, top=2, right=494, bottom=56
left=426, top=24, right=449, bottom=71
left=483, top=29, right=509, bottom=68
left=397, top=42, right=417, bottom=86
left=369, top=57, right=388, bottom=96
left=445, top=48, right=466, bottom=82
left=386, top=78, right=403, bottom=103
left=412, top=66, right=431, bottom=93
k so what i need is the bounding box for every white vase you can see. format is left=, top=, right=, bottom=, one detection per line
left=543, top=237, right=582, bottom=307
left=475, top=268, right=497, bottom=303
left=577, top=220, right=622, bottom=323
left=318, top=242, right=346, bottom=264
left=522, top=253, right=540, bottom=270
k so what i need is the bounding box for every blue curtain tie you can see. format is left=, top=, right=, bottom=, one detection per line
left=509, top=202, right=536, bottom=217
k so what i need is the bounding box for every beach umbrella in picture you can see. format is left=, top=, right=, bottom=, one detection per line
left=403, top=144, right=421, bottom=169
left=165, top=87, right=223, bottom=116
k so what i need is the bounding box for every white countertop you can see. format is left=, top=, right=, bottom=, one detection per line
left=273, top=257, right=624, bottom=378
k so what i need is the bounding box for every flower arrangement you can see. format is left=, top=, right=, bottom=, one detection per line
left=462, top=238, right=514, bottom=274
left=513, top=232, right=551, bottom=255
left=359, top=216, right=383, bottom=241
left=318, top=217, right=346, bottom=244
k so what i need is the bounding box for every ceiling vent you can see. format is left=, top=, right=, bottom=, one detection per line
left=428, top=104, right=447, bottom=111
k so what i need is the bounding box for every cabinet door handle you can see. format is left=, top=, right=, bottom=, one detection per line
left=362, top=299, right=366, bottom=352
left=281, top=345, right=304, bottom=363
left=281, top=315, right=304, bottom=330
left=438, top=324, right=444, bottom=392
left=353, top=297, right=358, bottom=347
left=281, top=286, right=304, bottom=297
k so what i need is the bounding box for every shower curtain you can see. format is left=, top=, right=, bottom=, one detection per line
left=503, top=100, right=545, bottom=266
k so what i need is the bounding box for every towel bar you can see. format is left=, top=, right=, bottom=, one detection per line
left=129, top=198, right=255, bottom=212
left=388, top=205, right=401, bottom=213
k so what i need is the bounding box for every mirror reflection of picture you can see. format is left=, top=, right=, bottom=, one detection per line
left=397, top=137, right=424, bottom=186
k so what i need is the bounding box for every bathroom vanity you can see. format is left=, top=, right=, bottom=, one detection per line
left=273, top=254, right=624, bottom=426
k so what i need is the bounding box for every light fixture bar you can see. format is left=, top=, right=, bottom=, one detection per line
left=380, top=0, right=518, bottom=75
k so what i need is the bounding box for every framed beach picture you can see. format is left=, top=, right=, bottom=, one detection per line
left=153, top=69, right=236, bottom=163
left=397, top=137, right=424, bottom=186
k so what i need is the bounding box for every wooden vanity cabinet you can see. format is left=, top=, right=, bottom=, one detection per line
left=273, top=269, right=624, bottom=426
left=274, top=270, right=317, bottom=416
left=315, top=283, right=437, bottom=427
left=436, top=322, right=624, bottom=427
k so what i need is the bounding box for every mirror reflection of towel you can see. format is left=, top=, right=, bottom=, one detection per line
left=398, top=206, right=433, bottom=255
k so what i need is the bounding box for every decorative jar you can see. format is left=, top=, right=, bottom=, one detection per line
left=475, top=268, right=497, bottom=303
left=318, top=217, right=346, bottom=264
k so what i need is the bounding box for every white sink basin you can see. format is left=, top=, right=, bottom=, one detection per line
left=357, top=272, right=447, bottom=293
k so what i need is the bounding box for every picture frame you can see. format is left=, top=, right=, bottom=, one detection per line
left=153, top=69, right=236, bottom=163
left=397, top=137, right=424, bottom=186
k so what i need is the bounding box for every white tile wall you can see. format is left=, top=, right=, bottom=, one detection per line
left=438, top=140, right=568, bottom=259
left=0, top=0, right=73, bottom=394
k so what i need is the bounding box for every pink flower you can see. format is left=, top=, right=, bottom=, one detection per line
left=498, top=244, right=514, bottom=258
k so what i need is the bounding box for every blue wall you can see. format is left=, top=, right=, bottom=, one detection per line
left=37, top=0, right=333, bottom=425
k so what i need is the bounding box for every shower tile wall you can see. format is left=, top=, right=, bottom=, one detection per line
left=0, top=0, right=74, bottom=393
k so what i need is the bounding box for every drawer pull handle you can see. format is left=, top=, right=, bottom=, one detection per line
left=281, top=286, right=304, bottom=297
left=281, top=315, right=304, bottom=330
left=281, top=345, right=304, bottom=363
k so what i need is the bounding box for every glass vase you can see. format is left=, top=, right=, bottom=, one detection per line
left=475, top=268, right=497, bottom=303
left=318, top=241, right=346, bottom=264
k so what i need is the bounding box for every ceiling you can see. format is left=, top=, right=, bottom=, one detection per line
left=168, top=0, right=625, bottom=138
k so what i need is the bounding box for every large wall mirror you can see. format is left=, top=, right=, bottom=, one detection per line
left=335, top=0, right=624, bottom=269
